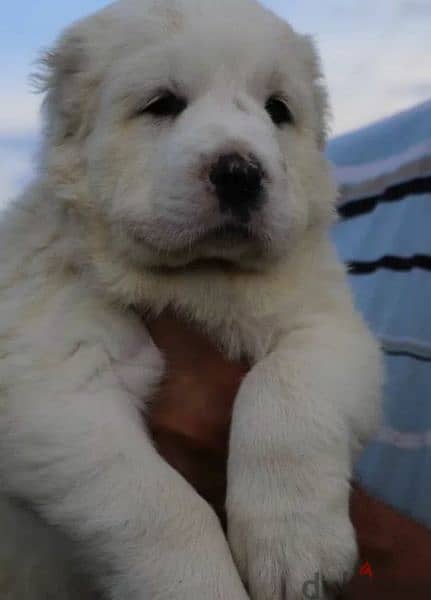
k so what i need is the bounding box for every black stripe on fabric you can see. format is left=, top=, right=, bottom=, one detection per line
left=347, top=255, right=431, bottom=275
left=338, top=175, right=431, bottom=219
left=384, top=349, right=431, bottom=363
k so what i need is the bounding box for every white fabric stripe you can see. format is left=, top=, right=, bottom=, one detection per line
left=337, top=155, right=431, bottom=204
left=376, top=426, right=431, bottom=449
left=380, top=335, right=431, bottom=360
left=333, top=140, right=431, bottom=186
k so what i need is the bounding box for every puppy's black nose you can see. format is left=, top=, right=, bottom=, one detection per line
left=209, top=153, right=264, bottom=220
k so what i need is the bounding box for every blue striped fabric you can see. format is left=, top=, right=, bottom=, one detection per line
left=327, top=100, right=431, bottom=528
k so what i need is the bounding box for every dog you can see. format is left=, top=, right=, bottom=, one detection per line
left=0, top=0, right=382, bottom=598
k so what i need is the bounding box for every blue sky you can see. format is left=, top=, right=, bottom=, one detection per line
left=1, top=0, right=431, bottom=205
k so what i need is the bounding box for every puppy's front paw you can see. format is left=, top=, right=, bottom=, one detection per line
left=227, top=490, right=357, bottom=600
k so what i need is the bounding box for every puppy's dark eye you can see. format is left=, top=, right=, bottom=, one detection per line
left=265, top=96, right=294, bottom=126
left=137, top=92, right=187, bottom=118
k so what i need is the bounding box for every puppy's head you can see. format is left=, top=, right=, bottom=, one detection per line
left=40, top=0, right=336, bottom=271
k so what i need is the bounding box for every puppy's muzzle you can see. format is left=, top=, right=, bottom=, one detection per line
left=209, top=153, right=265, bottom=222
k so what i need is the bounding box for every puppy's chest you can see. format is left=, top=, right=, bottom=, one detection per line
left=191, top=312, right=282, bottom=365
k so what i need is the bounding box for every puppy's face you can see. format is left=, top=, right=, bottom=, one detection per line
left=43, top=0, right=336, bottom=270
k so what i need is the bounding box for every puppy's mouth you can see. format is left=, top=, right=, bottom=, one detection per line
left=130, top=222, right=255, bottom=249
left=128, top=219, right=267, bottom=271
left=200, top=223, right=255, bottom=244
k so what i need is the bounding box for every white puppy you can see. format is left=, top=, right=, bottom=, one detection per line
left=0, top=0, right=382, bottom=599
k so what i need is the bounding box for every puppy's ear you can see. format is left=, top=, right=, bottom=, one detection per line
left=299, top=35, right=331, bottom=150
left=36, top=24, right=100, bottom=145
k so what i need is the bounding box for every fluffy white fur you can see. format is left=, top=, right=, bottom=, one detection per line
left=0, top=0, right=382, bottom=598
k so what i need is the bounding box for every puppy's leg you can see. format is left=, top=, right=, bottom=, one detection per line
left=227, top=315, right=381, bottom=600
left=1, top=303, right=248, bottom=600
